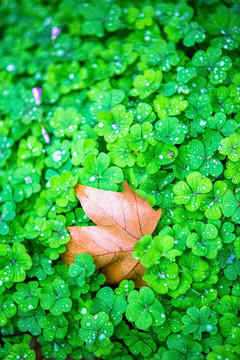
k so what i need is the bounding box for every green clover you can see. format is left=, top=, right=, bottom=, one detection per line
left=139, top=39, right=180, bottom=72
left=225, top=160, right=240, bottom=184
left=153, top=94, right=188, bottom=118
left=89, top=89, right=125, bottom=116
left=186, top=222, right=222, bottom=259
left=45, top=140, right=71, bottom=170
left=211, top=86, right=237, bottom=115
left=219, top=222, right=236, bottom=244
left=78, top=152, right=123, bottom=191
left=102, top=40, right=138, bottom=75
left=27, top=254, right=54, bottom=281
left=0, top=243, right=32, bottom=283
left=137, top=143, right=178, bottom=174
left=12, top=164, right=41, bottom=199
left=114, top=280, right=135, bottom=297
left=164, top=333, right=204, bottom=360
left=143, top=258, right=179, bottom=294
left=82, top=0, right=121, bottom=37
left=159, top=224, right=190, bottom=254
left=71, top=139, right=98, bottom=167
left=42, top=215, right=70, bottom=249
left=17, top=306, right=45, bottom=336
left=186, top=93, right=212, bottom=133
left=79, top=312, right=114, bottom=350
left=192, top=47, right=232, bottom=84
left=179, top=252, right=209, bottom=283
left=124, top=330, right=157, bottom=357
left=0, top=202, right=15, bottom=235
left=39, top=279, right=72, bottom=315
left=0, top=136, right=13, bottom=168
left=126, top=287, right=165, bottom=330
left=182, top=306, right=217, bottom=340
left=17, top=135, right=43, bottom=164
left=90, top=287, right=127, bottom=326
left=127, top=122, right=156, bottom=152
left=219, top=134, right=240, bottom=162
left=0, top=294, right=16, bottom=327
left=48, top=171, right=78, bottom=207
left=65, top=208, right=90, bottom=226
left=5, top=344, right=35, bottom=360
left=68, top=253, right=95, bottom=288
left=126, top=5, right=155, bottom=29
left=130, top=70, right=163, bottom=99
left=222, top=190, right=240, bottom=224
left=198, top=180, right=228, bottom=220
left=173, top=146, right=192, bottom=180
left=207, top=344, right=239, bottom=360
left=154, top=117, right=188, bottom=145
left=38, top=338, right=72, bottom=360
left=144, top=235, right=181, bottom=265
left=205, top=11, right=240, bottom=51
left=13, top=281, right=39, bottom=312
left=181, top=21, right=206, bottom=47
left=39, top=313, right=68, bottom=342
left=187, top=139, right=223, bottom=178
left=132, top=234, right=154, bottom=267
left=173, top=172, right=212, bottom=212
left=206, top=112, right=238, bottom=137
left=95, top=105, right=133, bottom=143
left=107, top=138, right=136, bottom=168
left=130, top=102, right=156, bottom=123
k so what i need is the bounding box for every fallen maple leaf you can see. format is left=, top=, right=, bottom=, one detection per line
left=61, top=181, right=161, bottom=287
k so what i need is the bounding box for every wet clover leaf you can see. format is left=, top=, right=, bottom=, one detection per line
left=198, top=180, right=228, bottom=220
left=0, top=294, right=17, bottom=327
left=143, top=258, right=179, bottom=294
left=107, top=138, right=136, bottom=168
left=39, top=313, right=68, bottom=342
left=127, top=122, right=156, bottom=152
left=50, top=107, right=82, bottom=138
left=71, top=139, right=99, bottom=167
left=124, top=330, right=157, bottom=357
left=0, top=202, right=15, bottom=235
left=82, top=0, right=122, bottom=37
left=173, top=172, right=212, bottom=212
left=187, top=139, right=223, bottom=178
left=90, top=287, right=127, bottom=326
left=39, top=279, right=72, bottom=315
left=95, top=105, right=133, bottom=143
left=182, top=306, right=218, bottom=340
left=126, top=287, right=165, bottom=330
left=48, top=171, right=78, bottom=207
left=0, top=243, right=32, bottom=283
left=79, top=312, right=114, bottom=351
left=154, top=117, right=188, bottom=145
left=131, top=70, right=163, bottom=99
left=78, top=152, right=123, bottom=191
left=68, top=253, right=95, bottom=288
left=219, top=134, right=240, bottom=162
left=186, top=222, right=222, bottom=259
left=13, top=281, right=39, bottom=312
left=153, top=94, right=188, bottom=118
left=192, top=47, right=232, bottom=85
left=130, top=102, right=156, bottom=124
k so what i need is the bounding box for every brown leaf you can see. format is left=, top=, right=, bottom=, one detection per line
left=61, top=181, right=161, bottom=287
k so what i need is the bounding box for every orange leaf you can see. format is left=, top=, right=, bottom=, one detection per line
left=61, top=181, right=161, bottom=287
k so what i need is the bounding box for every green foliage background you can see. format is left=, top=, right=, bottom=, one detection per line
left=0, top=0, right=240, bottom=359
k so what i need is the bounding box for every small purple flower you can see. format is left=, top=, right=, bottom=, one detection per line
left=32, top=87, right=42, bottom=106
left=51, top=27, right=61, bottom=40
left=42, top=127, right=50, bottom=144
